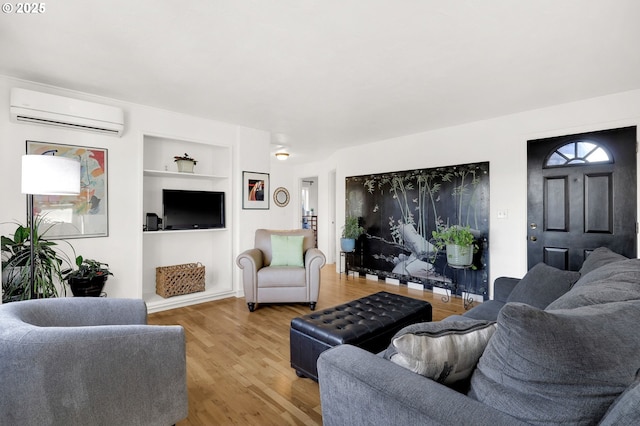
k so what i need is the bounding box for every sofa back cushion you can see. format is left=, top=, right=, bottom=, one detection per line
left=506, top=262, right=579, bottom=309
left=468, top=301, right=640, bottom=425
left=546, top=258, right=640, bottom=310
left=578, top=246, right=628, bottom=276
left=599, top=377, right=640, bottom=426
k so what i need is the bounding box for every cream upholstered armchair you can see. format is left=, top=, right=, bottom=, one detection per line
left=236, top=229, right=326, bottom=312
left=0, top=298, right=188, bottom=426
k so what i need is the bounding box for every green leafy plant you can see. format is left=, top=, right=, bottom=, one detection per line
left=173, top=153, right=197, bottom=165
left=431, top=224, right=478, bottom=269
left=63, top=256, right=113, bottom=281
left=1, top=218, right=73, bottom=302
left=342, top=216, right=365, bottom=239
left=431, top=224, right=476, bottom=249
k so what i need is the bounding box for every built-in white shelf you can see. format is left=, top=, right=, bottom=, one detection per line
left=143, top=169, right=228, bottom=180
left=145, top=288, right=235, bottom=313
left=143, top=228, right=227, bottom=235
left=141, top=133, right=233, bottom=312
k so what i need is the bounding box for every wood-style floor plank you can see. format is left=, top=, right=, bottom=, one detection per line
left=148, top=265, right=467, bottom=425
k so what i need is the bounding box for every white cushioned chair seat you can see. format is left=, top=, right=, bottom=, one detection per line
left=258, top=266, right=307, bottom=287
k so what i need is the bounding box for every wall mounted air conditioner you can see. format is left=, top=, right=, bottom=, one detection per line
left=10, top=88, right=124, bottom=137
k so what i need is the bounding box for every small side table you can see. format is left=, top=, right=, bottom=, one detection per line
left=339, top=251, right=356, bottom=280
left=441, top=263, right=475, bottom=310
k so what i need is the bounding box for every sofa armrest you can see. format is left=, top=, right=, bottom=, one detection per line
left=0, top=324, right=187, bottom=425
left=493, top=277, right=520, bottom=303
left=8, top=298, right=148, bottom=327
left=318, top=345, right=528, bottom=426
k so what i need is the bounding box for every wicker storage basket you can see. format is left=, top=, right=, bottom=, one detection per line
left=156, top=263, right=205, bottom=298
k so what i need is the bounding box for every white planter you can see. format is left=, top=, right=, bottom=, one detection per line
left=176, top=159, right=195, bottom=173
left=446, top=243, right=473, bottom=268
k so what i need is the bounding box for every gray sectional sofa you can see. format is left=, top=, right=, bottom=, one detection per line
left=318, top=247, right=640, bottom=425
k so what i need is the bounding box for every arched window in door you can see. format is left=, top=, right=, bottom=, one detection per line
left=545, top=140, right=612, bottom=167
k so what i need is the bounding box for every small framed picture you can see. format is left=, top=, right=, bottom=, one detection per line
left=242, top=171, right=270, bottom=210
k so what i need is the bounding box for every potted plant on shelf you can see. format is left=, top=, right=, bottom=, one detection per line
left=431, top=224, right=478, bottom=269
left=340, top=216, right=365, bottom=252
left=1, top=219, right=73, bottom=302
left=63, top=256, right=113, bottom=297
left=174, top=153, right=197, bottom=173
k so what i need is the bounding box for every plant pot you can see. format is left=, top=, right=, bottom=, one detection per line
left=68, top=275, right=108, bottom=297
left=176, top=159, right=195, bottom=173
left=340, top=238, right=356, bottom=252
left=446, top=243, right=473, bottom=268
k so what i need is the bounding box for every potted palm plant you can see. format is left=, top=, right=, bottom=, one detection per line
left=1, top=219, right=73, bottom=302
left=432, top=224, right=478, bottom=268
left=340, top=216, right=365, bottom=252
left=63, top=256, right=113, bottom=297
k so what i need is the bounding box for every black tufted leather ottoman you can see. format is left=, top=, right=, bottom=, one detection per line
left=290, top=291, right=432, bottom=380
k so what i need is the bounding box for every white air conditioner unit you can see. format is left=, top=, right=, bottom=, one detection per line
left=10, top=88, right=124, bottom=137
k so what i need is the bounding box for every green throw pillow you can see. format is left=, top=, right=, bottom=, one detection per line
left=270, top=235, right=304, bottom=267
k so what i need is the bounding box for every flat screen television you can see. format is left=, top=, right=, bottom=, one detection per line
left=162, top=189, right=225, bottom=230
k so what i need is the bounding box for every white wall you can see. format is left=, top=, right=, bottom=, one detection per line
left=268, top=160, right=298, bottom=229
left=294, top=89, right=640, bottom=295
left=3, top=74, right=639, bottom=302
left=0, top=75, right=272, bottom=300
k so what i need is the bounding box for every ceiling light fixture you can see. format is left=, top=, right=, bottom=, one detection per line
left=275, top=152, right=290, bottom=161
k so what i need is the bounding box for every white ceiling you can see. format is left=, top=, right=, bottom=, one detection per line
left=2, top=0, right=640, bottom=163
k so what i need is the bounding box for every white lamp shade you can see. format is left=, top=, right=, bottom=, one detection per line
left=21, top=155, right=81, bottom=195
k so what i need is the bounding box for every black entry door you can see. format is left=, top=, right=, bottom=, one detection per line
left=527, top=126, right=637, bottom=271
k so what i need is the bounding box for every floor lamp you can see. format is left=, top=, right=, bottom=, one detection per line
left=21, top=155, right=80, bottom=298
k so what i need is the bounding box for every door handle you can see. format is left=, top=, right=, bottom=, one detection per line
left=529, top=236, right=537, bottom=242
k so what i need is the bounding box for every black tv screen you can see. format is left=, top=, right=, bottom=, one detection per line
left=162, top=189, right=225, bottom=230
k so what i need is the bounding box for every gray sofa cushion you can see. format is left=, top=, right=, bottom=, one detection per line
left=384, top=320, right=496, bottom=385
left=505, top=262, right=579, bottom=309
left=579, top=246, right=628, bottom=276
left=547, top=258, right=640, bottom=310
left=599, top=377, right=640, bottom=426
left=468, top=301, right=640, bottom=425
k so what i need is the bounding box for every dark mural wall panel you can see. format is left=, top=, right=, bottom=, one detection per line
left=346, top=162, right=490, bottom=298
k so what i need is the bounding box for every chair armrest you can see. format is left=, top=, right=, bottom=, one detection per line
left=318, top=345, right=528, bottom=426
left=305, top=248, right=326, bottom=303
left=236, top=248, right=264, bottom=271
left=236, top=248, right=264, bottom=303
left=0, top=324, right=187, bottom=425
left=493, top=277, right=521, bottom=303
left=304, top=248, right=326, bottom=269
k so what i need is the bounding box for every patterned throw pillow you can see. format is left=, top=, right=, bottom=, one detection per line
left=384, top=320, right=497, bottom=385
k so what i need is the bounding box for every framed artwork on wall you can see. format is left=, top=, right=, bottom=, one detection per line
left=26, top=140, right=108, bottom=239
left=345, top=161, right=490, bottom=299
left=242, top=171, right=269, bottom=209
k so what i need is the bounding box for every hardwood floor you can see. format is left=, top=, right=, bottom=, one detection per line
left=148, top=265, right=467, bottom=425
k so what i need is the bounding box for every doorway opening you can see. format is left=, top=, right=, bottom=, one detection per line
left=301, top=177, right=318, bottom=247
